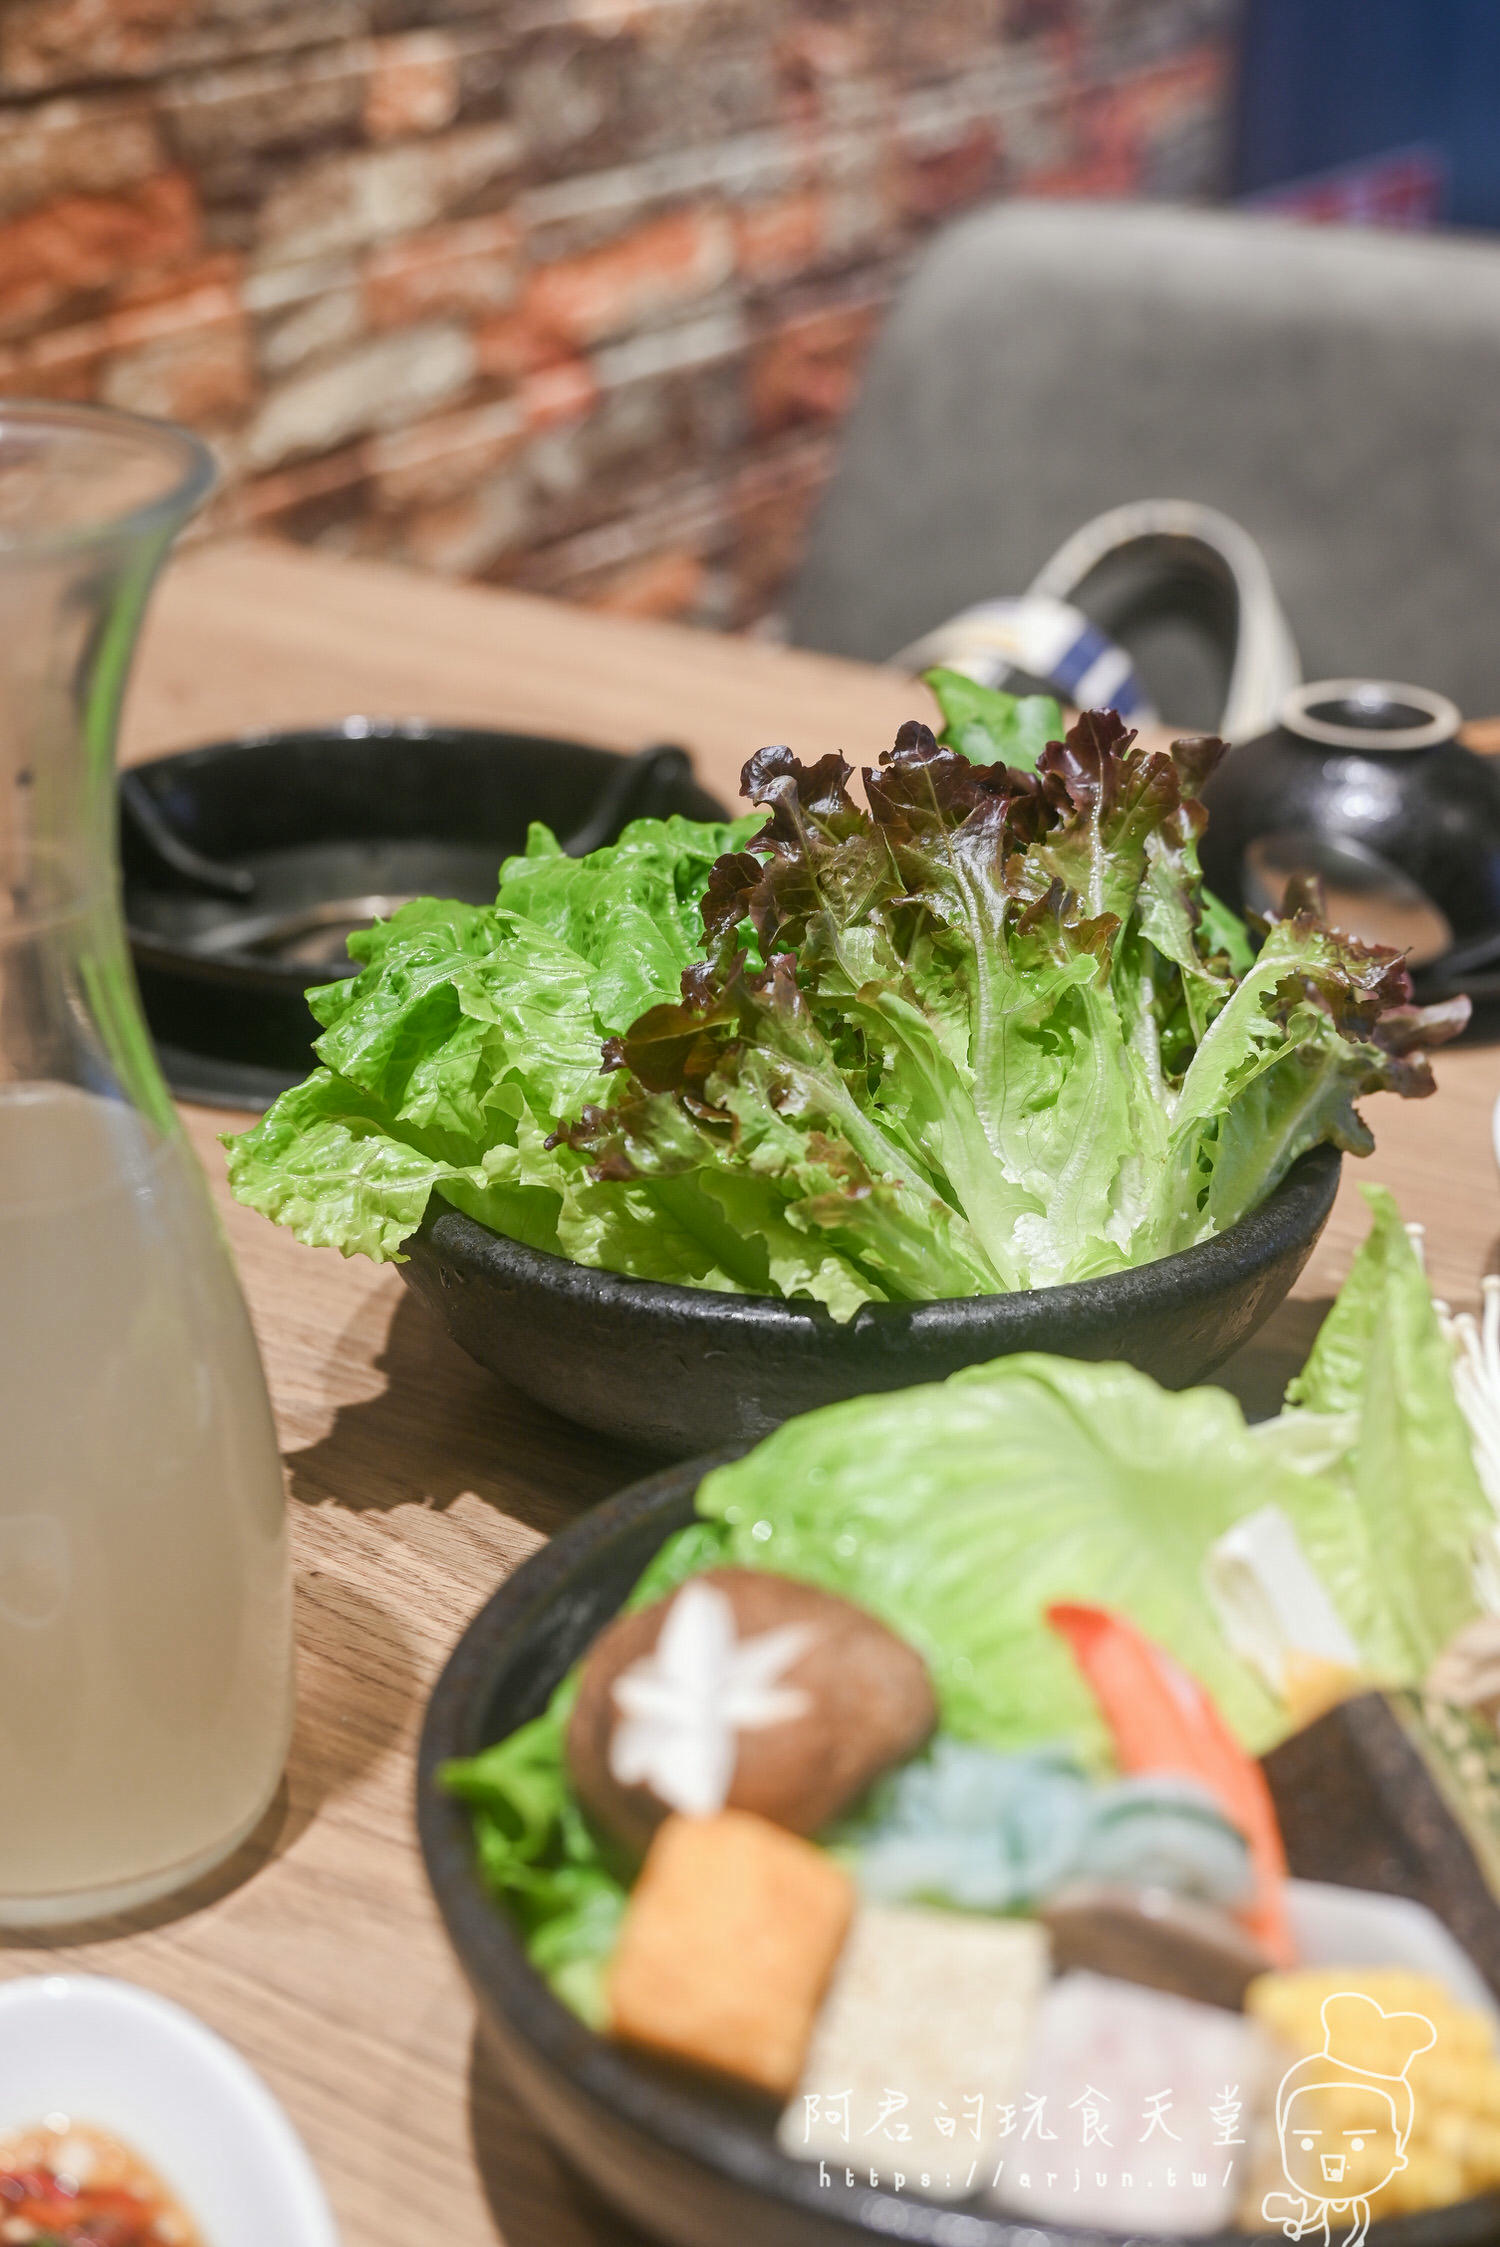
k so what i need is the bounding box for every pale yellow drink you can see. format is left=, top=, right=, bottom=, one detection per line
left=0, top=1083, right=293, bottom=1921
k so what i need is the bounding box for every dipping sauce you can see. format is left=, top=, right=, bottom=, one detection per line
left=0, top=2118, right=202, bottom=2245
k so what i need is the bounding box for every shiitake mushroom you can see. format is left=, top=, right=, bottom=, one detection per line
left=567, top=1568, right=938, bottom=1860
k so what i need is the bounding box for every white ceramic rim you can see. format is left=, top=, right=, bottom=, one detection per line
left=0, top=1973, right=340, bottom=2245
left=1281, top=677, right=1462, bottom=753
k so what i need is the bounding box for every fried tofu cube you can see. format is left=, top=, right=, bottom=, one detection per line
left=607, top=1810, right=855, bottom=2097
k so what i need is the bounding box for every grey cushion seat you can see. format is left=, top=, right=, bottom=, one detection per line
left=788, top=202, right=1500, bottom=720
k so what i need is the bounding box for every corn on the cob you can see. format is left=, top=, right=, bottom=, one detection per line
left=1246, top=1969, right=1500, bottom=2216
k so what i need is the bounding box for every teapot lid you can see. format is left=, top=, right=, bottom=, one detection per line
left=1281, top=679, right=1461, bottom=753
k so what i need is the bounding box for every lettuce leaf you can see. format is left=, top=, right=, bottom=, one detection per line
left=675, top=1193, right=1488, bottom=1763
left=495, top=813, right=749, bottom=1033
left=228, top=708, right=1465, bottom=1312
left=442, top=1678, right=626, bottom=2030
left=222, top=1064, right=565, bottom=1262
left=563, top=717, right=1464, bottom=1297
left=1260, top=1183, right=1489, bottom=1669
left=226, top=815, right=775, bottom=1286
left=691, top=1355, right=1300, bottom=1763
left=925, top=665, right=1064, bottom=772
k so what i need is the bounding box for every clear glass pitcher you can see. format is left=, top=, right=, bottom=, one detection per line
left=0, top=402, right=294, bottom=1923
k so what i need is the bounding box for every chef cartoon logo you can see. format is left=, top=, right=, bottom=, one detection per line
left=1262, top=1991, right=1437, bottom=2247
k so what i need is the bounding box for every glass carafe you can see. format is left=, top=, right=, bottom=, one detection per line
left=0, top=402, right=294, bottom=1923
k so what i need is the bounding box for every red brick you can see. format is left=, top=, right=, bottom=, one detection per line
left=0, top=0, right=198, bottom=93
left=564, top=0, right=653, bottom=30
left=478, top=307, right=541, bottom=381
left=253, top=275, right=361, bottom=378
left=747, top=297, right=883, bottom=436
left=0, top=94, right=163, bottom=222
left=520, top=358, right=599, bottom=432
left=474, top=307, right=557, bottom=383
left=256, top=121, right=521, bottom=264
left=402, top=474, right=533, bottom=576
left=480, top=327, right=639, bottom=434
left=0, top=171, right=201, bottom=336
left=232, top=445, right=372, bottom=532
left=0, top=273, right=249, bottom=411
left=366, top=396, right=524, bottom=508
left=1018, top=142, right=1144, bottom=200
left=364, top=212, right=520, bottom=329
left=244, top=323, right=477, bottom=470
left=1, top=0, right=373, bottom=91
left=0, top=324, right=104, bottom=401
left=1020, top=48, right=1228, bottom=202
left=1017, top=79, right=1148, bottom=203
left=118, top=248, right=240, bottom=309
left=1109, top=44, right=1231, bottom=145
left=585, top=546, right=706, bottom=621
left=97, top=275, right=253, bottom=421
left=884, top=0, right=1011, bottom=79
left=775, top=20, right=872, bottom=123
left=161, top=45, right=367, bottom=166
left=899, top=119, right=1002, bottom=221
left=504, top=452, right=732, bottom=598
left=222, top=445, right=379, bottom=554
left=519, top=208, right=735, bottom=351
left=102, top=314, right=253, bottom=422
left=0, top=0, right=1237, bottom=637
left=365, top=31, right=461, bottom=145
left=734, top=191, right=827, bottom=287
left=97, top=272, right=231, bottom=349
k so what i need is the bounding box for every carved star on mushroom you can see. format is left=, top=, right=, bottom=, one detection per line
left=608, top=1578, right=816, bottom=1817
left=567, top=1567, right=939, bottom=1856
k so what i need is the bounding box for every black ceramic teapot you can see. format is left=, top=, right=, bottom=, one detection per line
left=1198, top=679, right=1500, bottom=1035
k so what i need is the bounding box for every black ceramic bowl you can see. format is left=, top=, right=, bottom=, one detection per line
left=1199, top=679, right=1500, bottom=1036
left=398, top=1143, right=1341, bottom=1456
left=122, top=721, right=726, bottom=1108
left=418, top=1458, right=1500, bottom=2247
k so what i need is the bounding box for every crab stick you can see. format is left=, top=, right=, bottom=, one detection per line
left=1047, top=1601, right=1294, bottom=1967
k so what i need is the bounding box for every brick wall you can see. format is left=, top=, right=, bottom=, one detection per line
left=0, top=0, right=1238, bottom=630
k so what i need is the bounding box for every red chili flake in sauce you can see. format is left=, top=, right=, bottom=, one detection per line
left=0, top=2165, right=160, bottom=2241
left=0, top=2126, right=200, bottom=2245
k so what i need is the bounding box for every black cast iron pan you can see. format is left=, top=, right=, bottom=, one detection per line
left=122, top=720, right=727, bottom=1108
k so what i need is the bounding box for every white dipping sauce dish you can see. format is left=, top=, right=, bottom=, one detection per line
left=0, top=1973, right=339, bottom=2246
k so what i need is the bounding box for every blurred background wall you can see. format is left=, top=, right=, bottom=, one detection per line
left=0, top=0, right=1236, bottom=631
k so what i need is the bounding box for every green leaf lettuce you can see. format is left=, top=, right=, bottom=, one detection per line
left=228, top=699, right=1465, bottom=1312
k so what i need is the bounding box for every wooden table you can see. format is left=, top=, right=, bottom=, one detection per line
left=5, top=537, right=1499, bottom=2247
